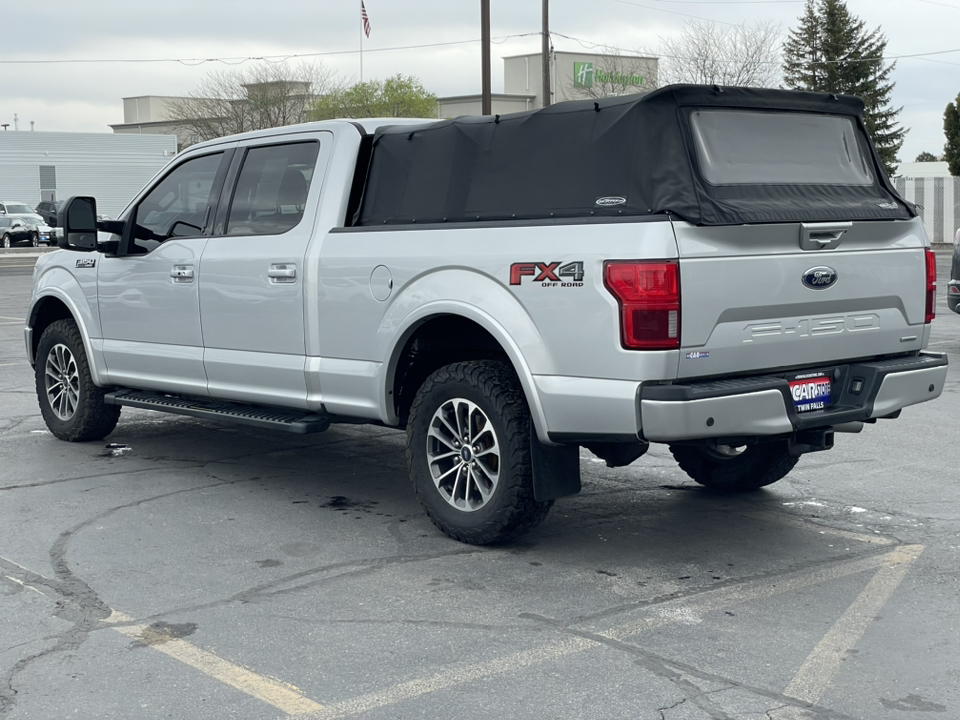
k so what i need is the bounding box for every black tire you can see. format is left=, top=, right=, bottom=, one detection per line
left=30, top=232, right=39, bottom=247
left=1, top=234, right=10, bottom=249
left=35, top=319, right=121, bottom=442
left=669, top=439, right=799, bottom=491
left=406, top=360, right=552, bottom=545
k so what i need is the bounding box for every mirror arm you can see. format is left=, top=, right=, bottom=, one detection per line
left=97, top=220, right=125, bottom=235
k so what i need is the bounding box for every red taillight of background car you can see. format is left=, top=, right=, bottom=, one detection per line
left=604, top=260, right=680, bottom=350
left=925, top=249, right=936, bottom=324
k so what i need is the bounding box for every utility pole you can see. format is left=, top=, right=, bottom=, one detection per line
left=541, top=0, right=551, bottom=107
left=481, top=0, right=491, bottom=115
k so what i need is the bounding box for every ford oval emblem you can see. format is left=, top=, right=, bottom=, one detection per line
left=802, top=266, right=838, bottom=290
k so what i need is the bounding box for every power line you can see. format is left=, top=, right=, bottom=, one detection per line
left=0, top=33, right=542, bottom=66
left=553, top=30, right=960, bottom=66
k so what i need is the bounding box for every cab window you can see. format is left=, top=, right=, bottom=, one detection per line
left=134, top=153, right=224, bottom=243
left=225, top=142, right=319, bottom=236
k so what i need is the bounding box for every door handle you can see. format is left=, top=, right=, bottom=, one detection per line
left=268, top=264, right=297, bottom=283
left=170, top=265, right=195, bottom=282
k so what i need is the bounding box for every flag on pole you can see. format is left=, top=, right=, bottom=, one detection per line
left=361, top=1, right=371, bottom=38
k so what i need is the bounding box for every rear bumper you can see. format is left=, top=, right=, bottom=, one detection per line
left=948, top=279, right=960, bottom=314
left=639, top=353, right=948, bottom=442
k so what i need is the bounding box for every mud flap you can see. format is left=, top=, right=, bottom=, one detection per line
left=530, top=429, right=581, bottom=501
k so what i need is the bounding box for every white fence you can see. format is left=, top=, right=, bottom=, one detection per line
left=893, top=176, right=960, bottom=245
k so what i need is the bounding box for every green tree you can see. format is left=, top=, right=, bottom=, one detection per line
left=914, top=151, right=938, bottom=162
left=782, top=0, right=905, bottom=176
left=313, top=75, right=437, bottom=120
left=945, top=94, right=960, bottom=176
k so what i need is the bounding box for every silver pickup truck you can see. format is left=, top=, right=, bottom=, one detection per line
left=26, top=85, right=948, bottom=544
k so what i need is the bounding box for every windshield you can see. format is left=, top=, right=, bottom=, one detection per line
left=689, top=110, right=874, bottom=186
left=4, top=203, right=34, bottom=214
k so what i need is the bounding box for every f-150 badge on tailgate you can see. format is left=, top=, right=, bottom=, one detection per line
left=510, top=261, right=585, bottom=287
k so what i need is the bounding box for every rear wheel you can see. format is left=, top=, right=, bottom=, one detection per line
left=2, top=234, right=10, bottom=248
left=35, top=319, right=121, bottom=441
left=406, top=360, right=552, bottom=545
left=30, top=232, right=39, bottom=247
left=669, top=439, right=798, bottom=491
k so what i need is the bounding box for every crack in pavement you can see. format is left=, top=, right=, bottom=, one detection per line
left=530, top=619, right=857, bottom=720
left=0, top=479, right=234, bottom=716
left=562, top=539, right=901, bottom=629
left=103, top=548, right=485, bottom=630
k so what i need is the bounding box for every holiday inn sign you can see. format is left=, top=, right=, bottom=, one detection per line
left=573, top=61, right=646, bottom=89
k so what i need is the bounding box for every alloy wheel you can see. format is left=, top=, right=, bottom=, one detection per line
left=44, top=343, right=80, bottom=421
left=426, top=397, right=500, bottom=512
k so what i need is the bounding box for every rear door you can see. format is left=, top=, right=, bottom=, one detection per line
left=199, top=134, right=329, bottom=409
left=674, top=108, right=929, bottom=381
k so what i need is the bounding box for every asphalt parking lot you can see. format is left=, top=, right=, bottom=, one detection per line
left=1, top=248, right=959, bottom=720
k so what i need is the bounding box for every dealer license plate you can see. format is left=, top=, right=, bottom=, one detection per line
left=789, top=375, right=831, bottom=413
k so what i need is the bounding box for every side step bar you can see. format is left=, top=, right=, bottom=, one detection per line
left=104, top=389, right=331, bottom=434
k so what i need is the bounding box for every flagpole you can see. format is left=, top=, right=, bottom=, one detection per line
left=360, top=1, right=364, bottom=83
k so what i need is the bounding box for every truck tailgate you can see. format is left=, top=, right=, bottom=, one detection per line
left=673, top=217, right=929, bottom=379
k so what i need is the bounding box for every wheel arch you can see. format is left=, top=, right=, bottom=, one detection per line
left=27, top=288, right=102, bottom=383
left=384, top=303, right=553, bottom=444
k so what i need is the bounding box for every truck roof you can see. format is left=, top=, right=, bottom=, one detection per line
left=186, top=117, right=437, bottom=152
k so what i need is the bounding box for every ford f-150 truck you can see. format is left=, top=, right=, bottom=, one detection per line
left=27, top=85, right=948, bottom=544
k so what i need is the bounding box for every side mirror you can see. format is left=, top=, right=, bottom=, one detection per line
left=57, top=196, right=98, bottom=251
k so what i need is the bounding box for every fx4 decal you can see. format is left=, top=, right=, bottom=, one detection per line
left=510, top=261, right=585, bottom=287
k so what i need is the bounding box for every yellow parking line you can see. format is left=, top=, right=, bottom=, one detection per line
left=299, top=546, right=920, bottom=719
left=783, top=544, right=924, bottom=705
left=0, top=553, right=325, bottom=717
left=106, top=611, right=324, bottom=715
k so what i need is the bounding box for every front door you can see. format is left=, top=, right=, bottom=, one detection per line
left=98, top=151, right=229, bottom=395
left=199, top=136, right=328, bottom=409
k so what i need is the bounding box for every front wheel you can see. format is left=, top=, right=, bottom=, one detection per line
left=406, top=361, right=552, bottom=545
left=669, top=439, right=799, bottom=491
left=1, top=234, right=10, bottom=249
left=30, top=232, right=39, bottom=247
left=35, top=319, right=121, bottom=441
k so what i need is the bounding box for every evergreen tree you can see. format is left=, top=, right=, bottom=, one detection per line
left=782, top=0, right=905, bottom=175
left=783, top=0, right=823, bottom=90
left=945, top=94, right=960, bottom=176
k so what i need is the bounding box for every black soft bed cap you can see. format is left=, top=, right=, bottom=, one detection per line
left=356, top=84, right=913, bottom=227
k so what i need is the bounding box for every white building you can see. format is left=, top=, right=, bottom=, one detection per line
left=0, top=131, right=176, bottom=218
left=110, top=96, right=197, bottom=149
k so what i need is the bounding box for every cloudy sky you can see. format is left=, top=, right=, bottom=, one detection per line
left=3, top=0, right=958, bottom=164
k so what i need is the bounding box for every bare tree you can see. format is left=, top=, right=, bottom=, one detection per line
left=166, top=61, right=342, bottom=147
left=658, top=20, right=782, bottom=88
left=559, top=48, right=659, bottom=102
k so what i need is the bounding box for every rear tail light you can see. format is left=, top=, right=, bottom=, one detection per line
left=604, top=260, right=680, bottom=350
left=925, top=249, right=936, bottom=324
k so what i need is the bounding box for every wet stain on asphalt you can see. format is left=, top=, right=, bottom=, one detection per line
left=880, top=694, right=947, bottom=712
left=133, top=621, right=199, bottom=647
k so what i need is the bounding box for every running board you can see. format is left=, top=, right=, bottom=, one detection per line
left=104, top=389, right=331, bottom=434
